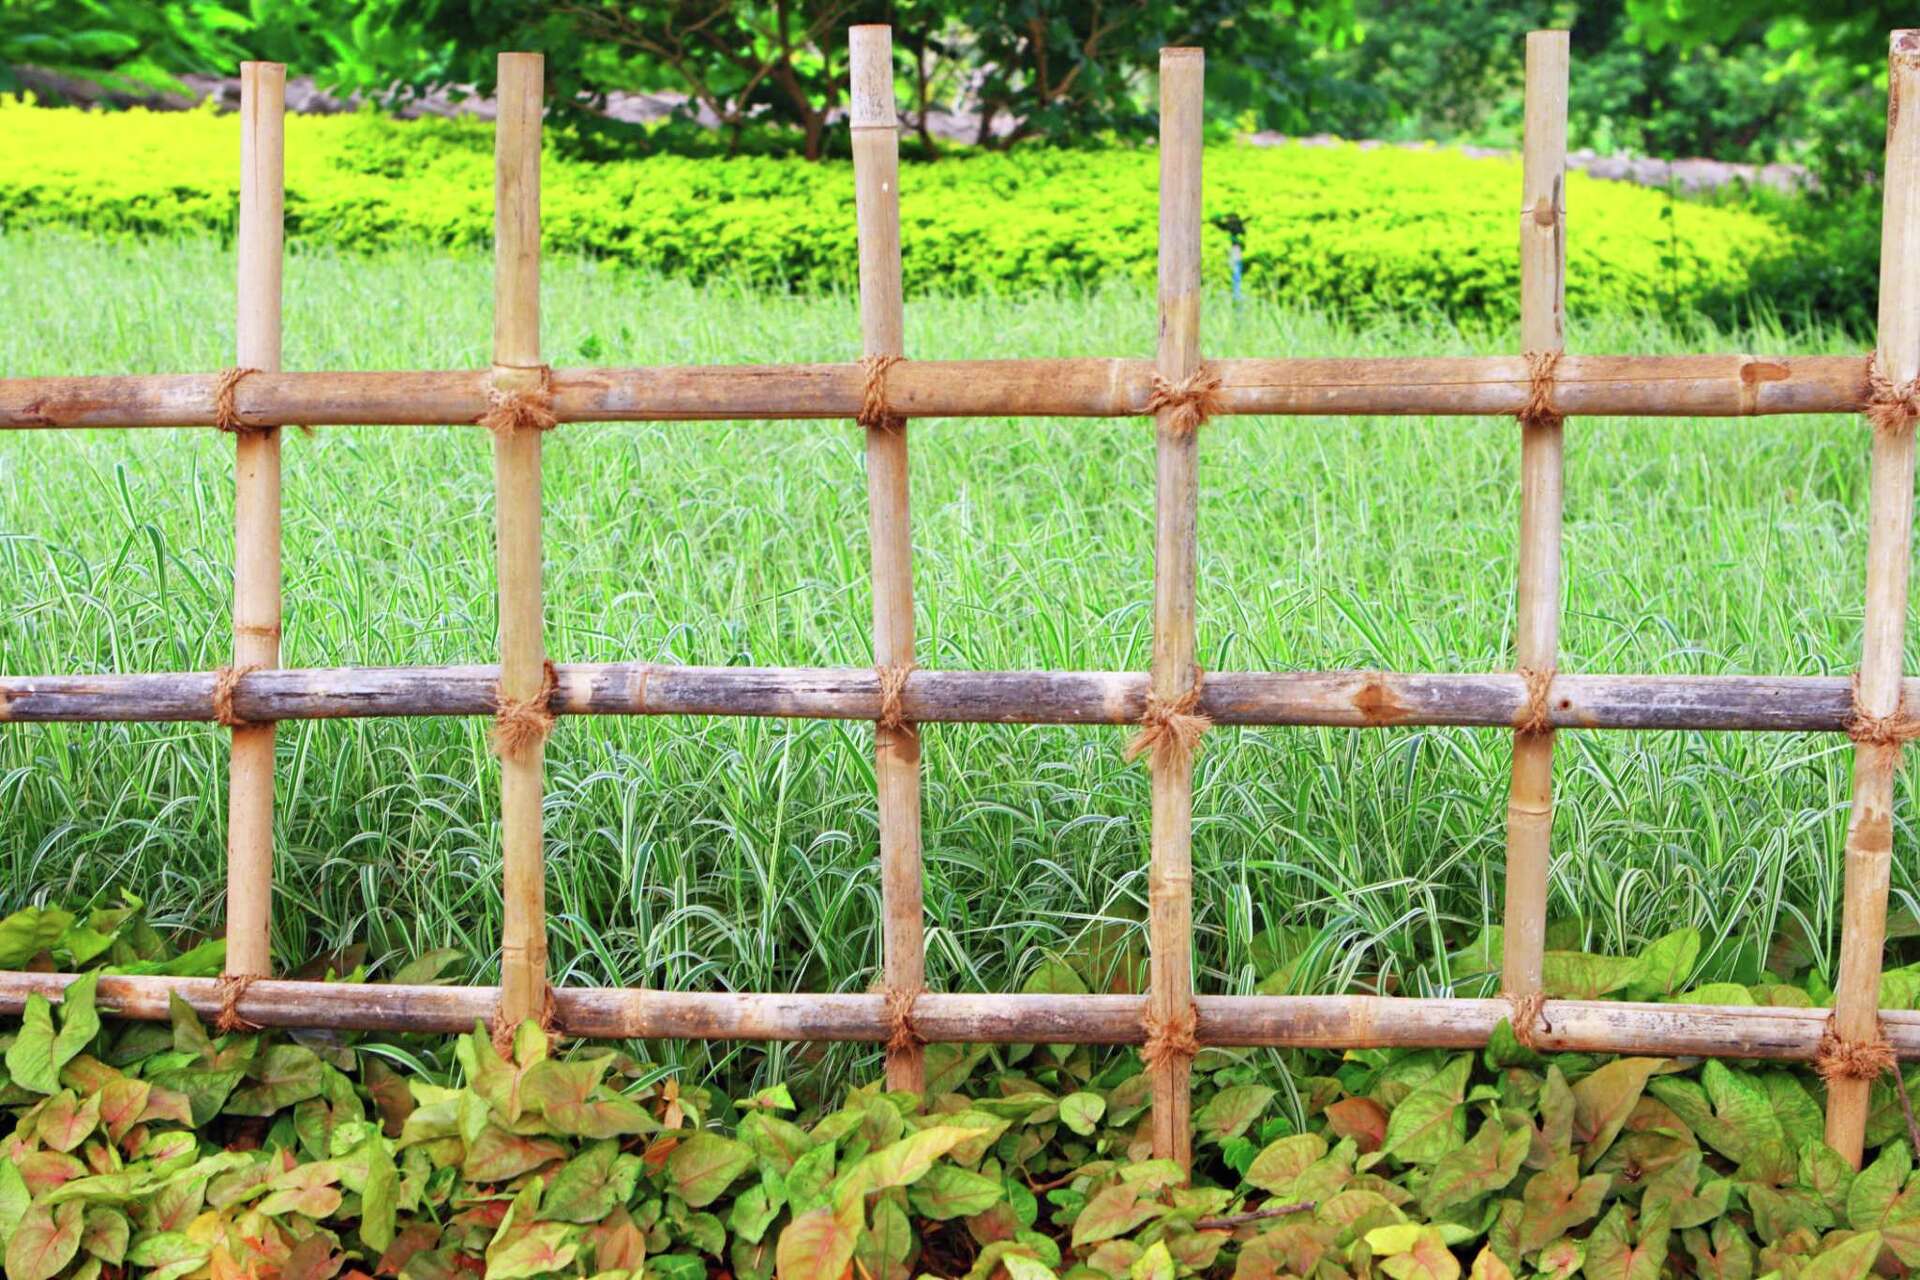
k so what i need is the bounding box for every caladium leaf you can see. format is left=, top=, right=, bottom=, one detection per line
left=1380, top=1055, right=1471, bottom=1167
left=1195, top=1086, right=1275, bottom=1144
left=1570, top=1057, right=1663, bottom=1168
left=909, top=1165, right=1003, bottom=1219
left=1246, top=1133, right=1328, bottom=1194
left=1585, top=1204, right=1671, bottom=1280
left=5, top=976, right=99, bottom=1095
left=669, top=1132, right=756, bottom=1209
left=1367, top=1223, right=1462, bottom=1280
left=775, top=1205, right=858, bottom=1280
left=1072, top=1181, right=1168, bottom=1247
left=34, top=1090, right=100, bottom=1152
left=77, top=1208, right=126, bottom=1266
left=1421, top=1119, right=1528, bottom=1217
left=226, top=1044, right=325, bottom=1115
left=5, top=1202, right=82, bottom=1280
left=1325, top=1097, right=1390, bottom=1153
left=1517, top=1155, right=1609, bottom=1254
left=541, top=1140, right=642, bottom=1224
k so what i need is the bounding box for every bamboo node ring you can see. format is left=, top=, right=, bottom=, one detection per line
left=1507, top=989, right=1550, bottom=1051
left=1125, top=666, right=1211, bottom=769
left=858, top=353, right=906, bottom=430
left=492, top=659, right=559, bottom=759
left=1845, top=674, right=1920, bottom=749
left=1519, top=349, right=1562, bottom=429
left=214, top=972, right=263, bottom=1034
left=1813, top=1016, right=1897, bottom=1083
left=212, top=367, right=267, bottom=435
left=212, top=664, right=263, bottom=729
left=884, top=984, right=927, bottom=1056
left=876, top=661, right=917, bottom=737
left=1141, top=1000, right=1202, bottom=1071
left=1144, top=366, right=1226, bottom=435
left=480, top=363, right=558, bottom=434
left=1513, top=666, right=1556, bottom=736
left=1866, top=353, right=1920, bottom=436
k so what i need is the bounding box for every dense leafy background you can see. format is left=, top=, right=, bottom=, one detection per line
left=0, top=102, right=1814, bottom=324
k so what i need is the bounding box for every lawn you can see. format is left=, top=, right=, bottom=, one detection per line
left=0, top=230, right=1904, bottom=1095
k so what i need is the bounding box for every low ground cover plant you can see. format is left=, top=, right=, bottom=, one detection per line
left=0, top=101, right=1798, bottom=323
left=3, top=900, right=1920, bottom=1280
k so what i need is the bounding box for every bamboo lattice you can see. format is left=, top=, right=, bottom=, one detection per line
left=2, top=27, right=1919, bottom=1173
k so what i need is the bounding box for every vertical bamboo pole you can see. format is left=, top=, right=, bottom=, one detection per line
left=225, top=62, right=285, bottom=980
left=493, top=52, right=548, bottom=1027
left=1148, top=45, right=1204, bottom=1171
left=1826, top=29, right=1920, bottom=1166
left=849, top=25, right=925, bottom=1094
left=1500, top=31, right=1568, bottom=1001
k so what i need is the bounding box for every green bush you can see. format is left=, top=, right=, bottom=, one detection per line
left=0, top=99, right=1805, bottom=322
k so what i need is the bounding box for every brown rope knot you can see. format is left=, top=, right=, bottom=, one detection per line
left=1814, top=1017, right=1897, bottom=1084
left=1514, top=666, right=1556, bottom=736
left=1141, top=1001, right=1201, bottom=1072
left=212, top=367, right=266, bottom=435
left=212, top=664, right=263, bottom=729
left=1519, top=350, right=1562, bottom=429
left=876, top=661, right=916, bottom=737
left=884, top=985, right=926, bottom=1056
left=1845, top=674, right=1920, bottom=749
left=492, top=659, right=559, bottom=759
left=1866, top=353, right=1920, bottom=437
left=480, top=364, right=557, bottom=435
left=858, top=354, right=906, bottom=430
left=489, top=982, right=562, bottom=1057
left=1507, top=989, right=1550, bottom=1052
left=1125, top=667, right=1211, bottom=769
left=1144, top=366, right=1226, bottom=435
left=214, top=973, right=263, bottom=1034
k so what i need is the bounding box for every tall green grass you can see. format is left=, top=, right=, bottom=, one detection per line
left=0, top=231, right=1908, bottom=1095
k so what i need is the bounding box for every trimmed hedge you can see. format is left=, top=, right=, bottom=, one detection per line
left=0, top=99, right=1797, bottom=320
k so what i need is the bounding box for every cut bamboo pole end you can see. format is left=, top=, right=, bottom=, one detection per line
left=851, top=25, right=926, bottom=1094
left=1827, top=30, right=1920, bottom=1167
left=1499, top=31, right=1568, bottom=1003
left=493, top=51, right=549, bottom=1030
left=1147, top=43, right=1205, bottom=1173
left=224, top=60, right=285, bottom=983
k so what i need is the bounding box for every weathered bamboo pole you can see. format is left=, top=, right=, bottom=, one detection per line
left=0, top=354, right=1874, bottom=429
left=1826, top=29, right=1920, bottom=1167
left=850, top=25, right=925, bottom=1094
left=11, top=666, right=1920, bottom=733
left=4, top=969, right=1920, bottom=1060
left=224, top=61, right=285, bottom=982
left=1146, top=45, right=1204, bottom=1171
left=492, top=52, right=549, bottom=1030
left=1501, top=31, right=1568, bottom=1003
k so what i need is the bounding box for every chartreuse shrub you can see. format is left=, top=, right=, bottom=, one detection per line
left=5, top=899, right=1920, bottom=1280
left=0, top=99, right=1795, bottom=321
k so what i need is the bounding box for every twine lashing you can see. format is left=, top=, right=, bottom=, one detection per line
left=858, top=354, right=906, bottom=430
left=492, top=660, right=559, bottom=759
left=884, top=985, right=926, bottom=1056
left=1507, top=989, right=1550, bottom=1052
left=876, top=661, right=916, bottom=737
left=1519, top=350, right=1562, bottom=429
left=1141, top=1001, right=1202, bottom=1072
left=1514, top=666, right=1556, bottom=736
left=480, top=365, right=558, bottom=435
left=214, top=972, right=263, bottom=1035
left=213, top=367, right=264, bottom=435
left=212, top=664, right=262, bottom=729
left=1814, top=1016, right=1897, bottom=1084
left=1866, top=353, right=1920, bottom=437
left=1125, top=667, right=1211, bottom=769
left=1845, top=674, right=1920, bottom=749
left=1144, top=366, right=1226, bottom=435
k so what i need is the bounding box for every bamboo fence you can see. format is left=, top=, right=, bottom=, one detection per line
left=3, top=27, right=1920, bottom=1173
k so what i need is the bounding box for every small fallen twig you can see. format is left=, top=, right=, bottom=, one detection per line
left=1193, top=1199, right=1316, bottom=1230
left=1891, top=1056, right=1920, bottom=1158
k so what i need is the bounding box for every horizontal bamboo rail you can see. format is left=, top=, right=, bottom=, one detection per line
left=0, top=355, right=1873, bottom=429
left=3, top=665, right=1910, bottom=732
left=3, top=971, right=1916, bottom=1060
